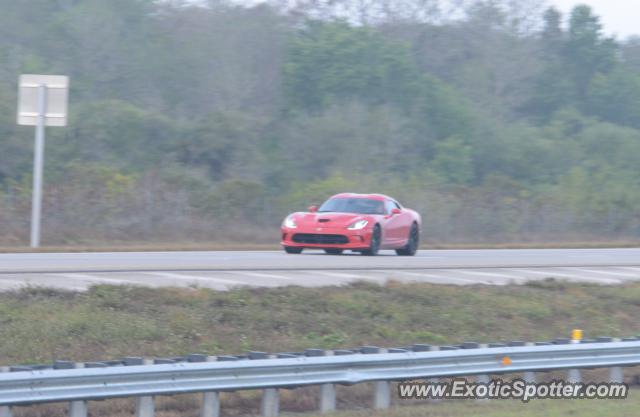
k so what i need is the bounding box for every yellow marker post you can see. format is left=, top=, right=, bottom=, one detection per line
left=571, top=329, right=583, bottom=344
left=569, top=329, right=583, bottom=383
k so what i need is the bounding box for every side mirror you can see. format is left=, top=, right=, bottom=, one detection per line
left=391, top=208, right=401, bottom=215
left=308, top=205, right=318, bottom=213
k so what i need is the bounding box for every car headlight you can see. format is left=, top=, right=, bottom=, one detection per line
left=284, top=217, right=297, bottom=228
left=347, top=220, right=368, bottom=230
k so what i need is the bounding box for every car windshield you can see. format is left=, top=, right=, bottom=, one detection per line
left=318, top=198, right=387, bottom=215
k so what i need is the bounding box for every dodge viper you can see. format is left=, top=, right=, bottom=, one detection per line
left=281, top=193, right=421, bottom=256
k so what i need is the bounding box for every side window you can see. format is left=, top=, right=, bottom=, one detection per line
left=392, top=201, right=402, bottom=210
left=384, top=200, right=395, bottom=214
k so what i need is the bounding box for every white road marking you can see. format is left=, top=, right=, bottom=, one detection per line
left=145, top=272, right=245, bottom=286
left=48, top=273, right=143, bottom=286
left=314, top=271, right=367, bottom=279
left=556, top=268, right=624, bottom=284
left=451, top=269, right=523, bottom=281
left=26, top=275, right=87, bottom=291
left=510, top=269, right=571, bottom=278
left=570, top=268, right=640, bottom=278
left=511, top=269, right=622, bottom=284
left=0, top=278, right=28, bottom=288
left=227, top=271, right=293, bottom=281
left=391, top=270, right=488, bottom=285
left=616, top=267, right=640, bottom=273
left=314, top=271, right=370, bottom=279
left=1, top=264, right=638, bottom=293
left=319, top=270, right=389, bottom=284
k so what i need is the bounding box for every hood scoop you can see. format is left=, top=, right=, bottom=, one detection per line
left=318, top=218, right=331, bottom=223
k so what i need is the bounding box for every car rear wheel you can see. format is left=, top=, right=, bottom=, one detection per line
left=362, top=225, right=381, bottom=256
left=396, top=223, right=419, bottom=256
left=284, top=246, right=303, bottom=254
left=324, top=249, right=343, bottom=255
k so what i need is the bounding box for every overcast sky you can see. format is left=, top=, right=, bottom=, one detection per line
left=550, top=0, right=638, bottom=39
left=227, top=0, right=638, bottom=39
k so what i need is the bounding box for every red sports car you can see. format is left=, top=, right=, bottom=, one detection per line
left=281, top=193, right=421, bottom=256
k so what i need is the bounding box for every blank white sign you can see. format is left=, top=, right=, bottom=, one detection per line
left=17, top=74, right=69, bottom=127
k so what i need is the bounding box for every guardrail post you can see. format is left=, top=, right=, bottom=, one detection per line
left=609, top=338, right=624, bottom=383
left=250, top=352, right=279, bottom=417
left=318, top=351, right=336, bottom=413
left=135, top=359, right=155, bottom=417
left=69, top=363, right=88, bottom=417
left=320, top=383, right=336, bottom=413
left=201, top=392, right=220, bottom=417
left=371, top=348, right=391, bottom=410
left=567, top=367, right=581, bottom=383
left=476, top=372, right=490, bottom=403
left=460, top=343, right=489, bottom=402
left=136, top=394, right=155, bottom=417
left=566, top=331, right=582, bottom=383
left=475, top=345, right=489, bottom=383
left=201, top=356, right=220, bottom=417
left=523, top=343, right=536, bottom=383
left=302, top=349, right=335, bottom=414
left=476, top=373, right=490, bottom=384
left=374, top=380, right=391, bottom=409
left=417, top=345, right=441, bottom=403
left=609, top=366, right=624, bottom=383
left=260, top=388, right=279, bottom=417
left=476, top=344, right=490, bottom=402
left=0, top=367, right=11, bottom=417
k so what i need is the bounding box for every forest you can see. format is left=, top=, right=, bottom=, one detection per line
left=0, top=0, right=639, bottom=245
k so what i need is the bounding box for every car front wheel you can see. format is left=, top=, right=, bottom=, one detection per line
left=362, top=225, right=381, bottom=256
left=284, top=246, right=303, bottom=254
left=324, top=249, right=343, bottom=255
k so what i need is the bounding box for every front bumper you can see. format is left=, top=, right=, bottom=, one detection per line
left=281, top=226, right=372, bottom=250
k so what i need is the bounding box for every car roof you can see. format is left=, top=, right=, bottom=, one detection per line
left=329, top=193, right=393, bottom=202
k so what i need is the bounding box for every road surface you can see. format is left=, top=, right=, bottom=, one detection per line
left=0, top=248, right=638, bottom=291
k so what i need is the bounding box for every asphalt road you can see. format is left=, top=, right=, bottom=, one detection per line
left=0, top=248, right=638, bottom=291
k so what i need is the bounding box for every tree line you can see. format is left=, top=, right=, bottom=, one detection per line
left=0, top=0, right=639, bottom=245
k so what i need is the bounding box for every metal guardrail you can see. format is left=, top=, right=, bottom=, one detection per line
left=0, top=340, right=638, bottom=417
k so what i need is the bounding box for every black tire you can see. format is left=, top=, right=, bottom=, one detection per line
left=396, top=223, right=419, bottom=256
left=361, top=225, right=381, bottom=256
left=324, top=249, right=343, bottom=255
left=284, top=246, right=303, bottom=254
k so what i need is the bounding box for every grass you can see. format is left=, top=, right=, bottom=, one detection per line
left=3, top=280, right=640, bottom=416
left=1, top=280, right=640, bottom=364
left=305, top=394, right=640, bottom=417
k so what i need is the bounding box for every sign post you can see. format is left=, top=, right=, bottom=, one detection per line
left=17, top=74, right=69, bottom=248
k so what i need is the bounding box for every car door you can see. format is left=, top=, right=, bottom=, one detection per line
left=382, top=200, right=405, bottom=247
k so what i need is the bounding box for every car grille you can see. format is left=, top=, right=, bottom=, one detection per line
left=292, top=233, right=349, bottom=245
